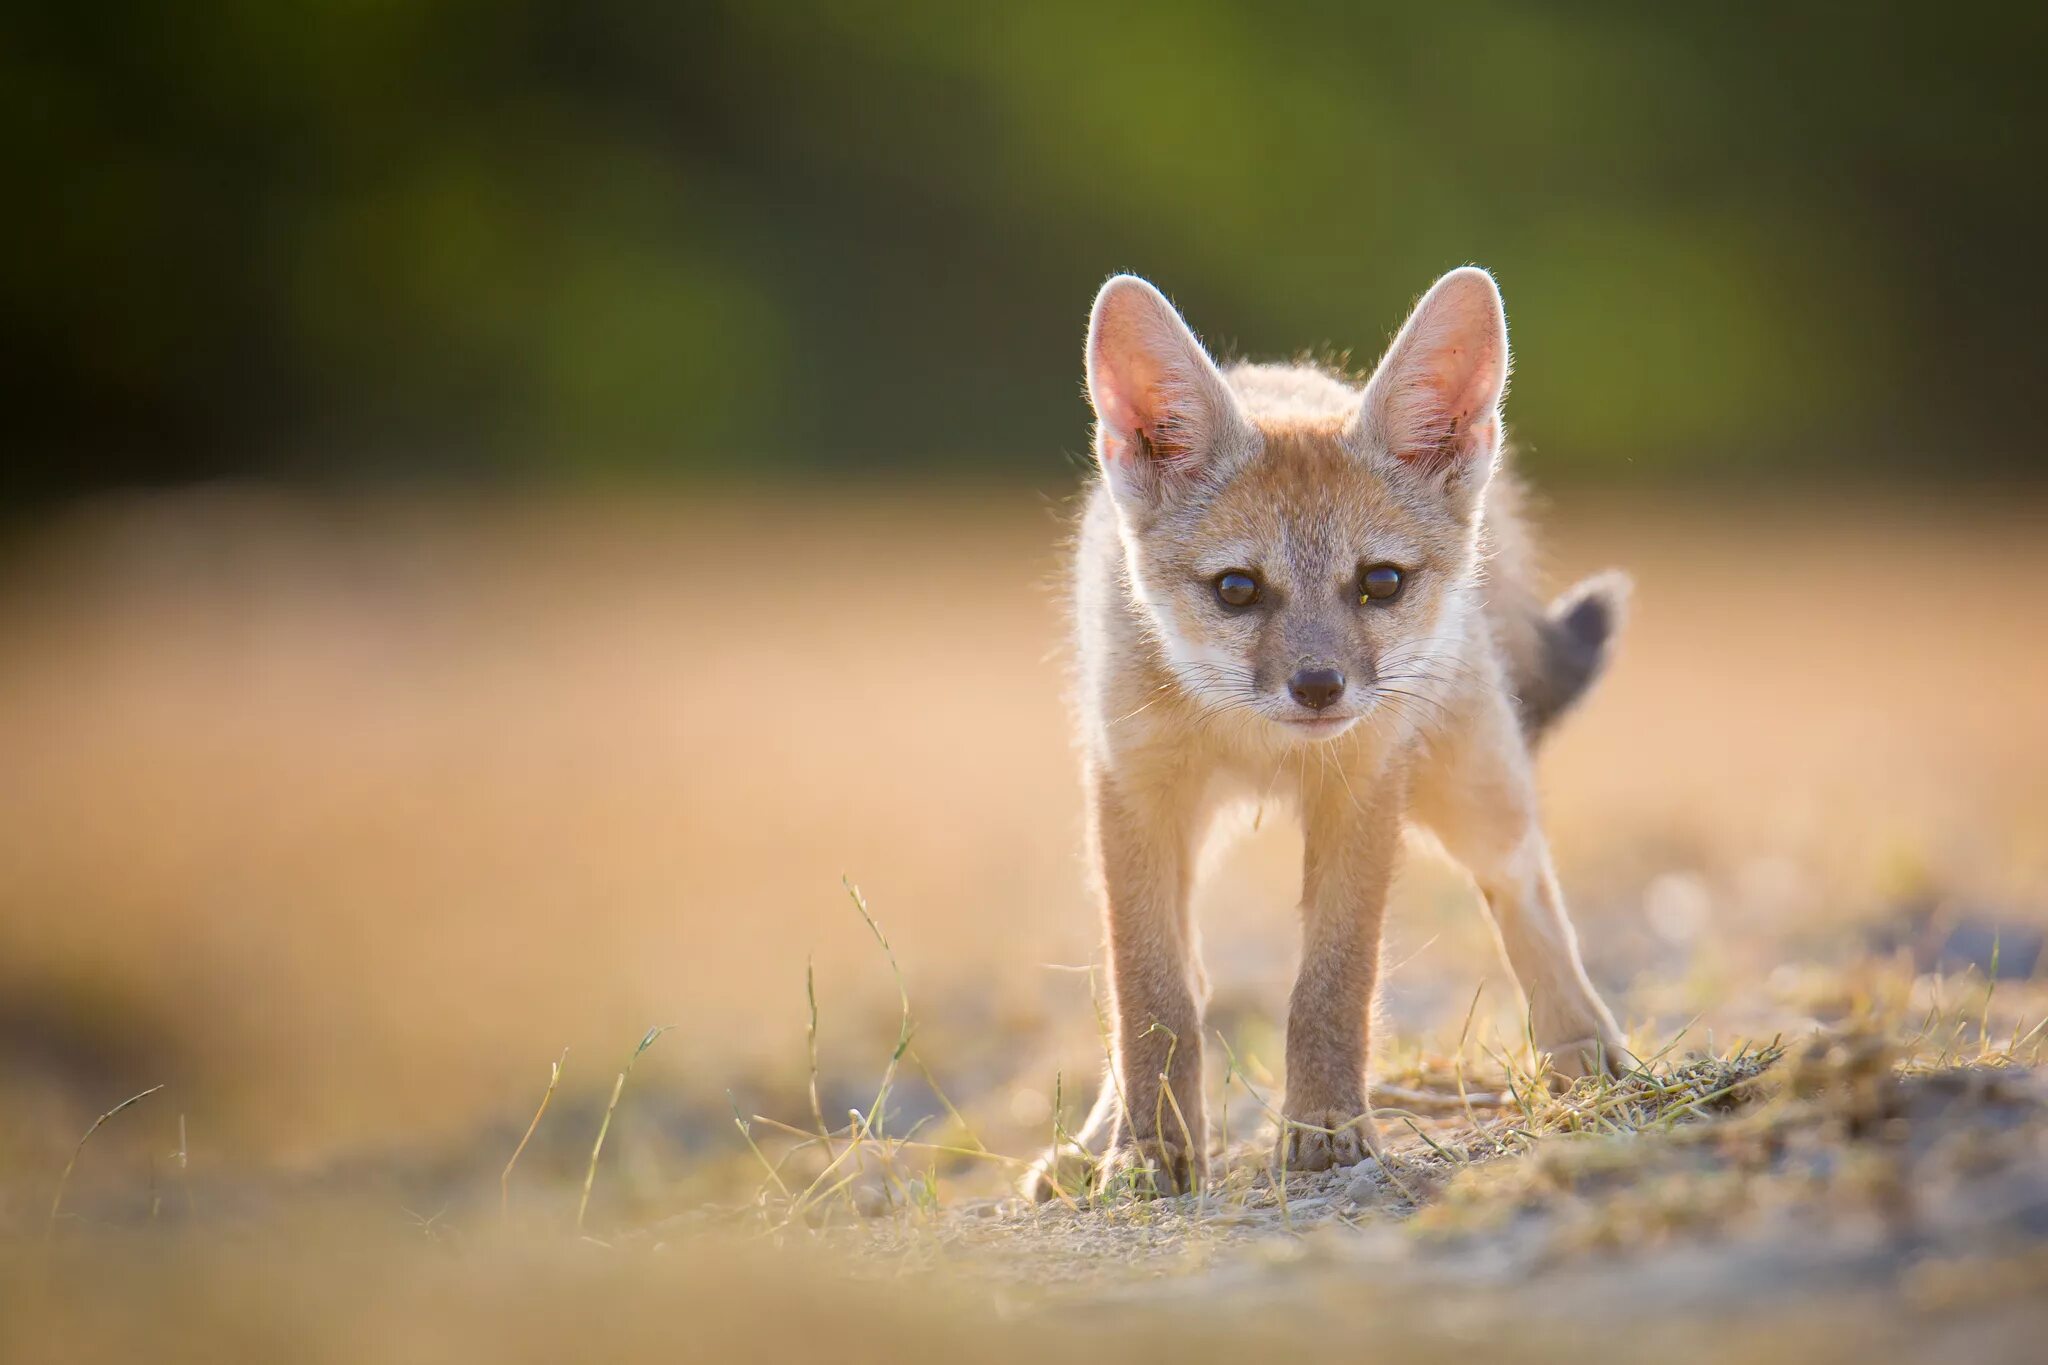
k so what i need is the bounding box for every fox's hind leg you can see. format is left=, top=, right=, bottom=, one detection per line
left=1410, top=688, right=1633, bottom=1080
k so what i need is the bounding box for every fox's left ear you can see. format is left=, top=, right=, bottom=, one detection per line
left=1351, top=267, right=1510, bottom=506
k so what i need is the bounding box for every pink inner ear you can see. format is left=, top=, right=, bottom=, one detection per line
left=1391, top=335, right=1504, bottom=473
left=1090, top=360, right=1150, bottom=463
left=1091, top=332, right=1185, bottom=465
left=1435, top=341, right=1501, bottom=423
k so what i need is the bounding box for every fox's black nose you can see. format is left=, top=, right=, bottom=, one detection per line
left=1287, top=666, right=1347, bottom=711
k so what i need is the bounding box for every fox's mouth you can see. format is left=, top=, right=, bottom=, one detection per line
left=1276, top=713, right=1360, bottom=740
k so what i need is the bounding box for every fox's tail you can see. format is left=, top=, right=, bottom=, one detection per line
left=1515, top=570, right=1629, bottom=742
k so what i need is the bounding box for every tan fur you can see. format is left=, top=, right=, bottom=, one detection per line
left=1027, top=269, right=1631, bottom=1201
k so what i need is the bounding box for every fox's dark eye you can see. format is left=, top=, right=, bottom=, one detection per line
left=1360, top=564, right=1405, bottom=602
left=1215, top=571, right=1261, bottom=609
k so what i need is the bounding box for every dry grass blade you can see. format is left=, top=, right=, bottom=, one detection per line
left=1452, top=982, right=1506, bottom=1153
left=843, top=877, right=914, bottom=1142
left=1148, top=1022, right=1182, bottom=1198
left=731, top=1094, right=795, bottom=1201
left=806, top=958, right=835, bottom=1166
left=1213, top=1032, right=1290, bottom=1223
left=1372, top=1084, right=1506, bottom=1112
left=576, top=1025, right=675, bottom=1233
left=1981, top=932, right=2001, bottom=1053
left=769, top=879, right=949, bottom=1226
left=502, top=1048, right=567, bottom=1219
left=46, top=1082, right=166, bottom=1243
left=908, top=1049, right=987, bottom=1153
left=745, top=1110, right=1029, bottom=1169
left=174, top=1112, right=193, bottom=1214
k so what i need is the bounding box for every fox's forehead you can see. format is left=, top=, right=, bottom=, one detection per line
left=1180, top=428, right=1439, bottom=574
left=1223, top=362, right=1362, bottom=424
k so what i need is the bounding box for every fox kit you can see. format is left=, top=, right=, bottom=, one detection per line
left=1029, top=267, right=1633, bottom=1200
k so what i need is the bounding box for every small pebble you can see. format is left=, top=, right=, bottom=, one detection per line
left=852, top=1183, right=892, bottom=1219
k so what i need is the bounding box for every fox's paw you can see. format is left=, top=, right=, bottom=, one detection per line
left=1278, top=1106, right=1381, bottom=1173
left=1095, top=1134, right=1201, bottom=1200
left=1020, top=1142, right=1095, bottom=1205
left=1538, top=1028, right=1638, bottom=1084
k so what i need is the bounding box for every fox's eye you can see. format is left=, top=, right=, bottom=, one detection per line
left=1360, top=565, right=1405, bottom=602
left=1215, top=571, right=1261, bottom=609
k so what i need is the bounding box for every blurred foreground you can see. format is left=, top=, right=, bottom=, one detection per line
left=3, top=488, right=2047, bottom=1358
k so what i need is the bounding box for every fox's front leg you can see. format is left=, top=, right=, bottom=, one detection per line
left=1091, top=770, right=1209, bottom=1196
left=1278, top=764, right=1401, bottom=1171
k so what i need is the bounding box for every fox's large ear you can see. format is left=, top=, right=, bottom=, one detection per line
left=1352, top=267, right=1510, bottom=504
left=1086, top=275, right=1252, bottom=503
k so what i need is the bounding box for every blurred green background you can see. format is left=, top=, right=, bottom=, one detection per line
left=7, top=1, right=2045, bottom=498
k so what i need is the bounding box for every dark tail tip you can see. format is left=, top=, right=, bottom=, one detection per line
left=1520, top=571, right=1630, bottom=740
left=1556, top=582, right=1617, bottom=655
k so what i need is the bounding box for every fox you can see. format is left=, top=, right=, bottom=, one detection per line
left=1026, top=266, right=1634, bottom=1201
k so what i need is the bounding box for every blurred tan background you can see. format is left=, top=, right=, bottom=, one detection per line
left=4, top=486, right=2044, bottom=1198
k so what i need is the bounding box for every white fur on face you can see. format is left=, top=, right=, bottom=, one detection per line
left=1116, top=530, right=1251, bottom=710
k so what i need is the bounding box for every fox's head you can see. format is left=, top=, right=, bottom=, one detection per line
left=1085, top=267, right=1510, bottom=742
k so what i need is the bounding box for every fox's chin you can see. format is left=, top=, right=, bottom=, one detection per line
left=1273, top=714, right=1361, bottom=742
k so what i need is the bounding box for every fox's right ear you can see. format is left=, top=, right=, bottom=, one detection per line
left=1086, top=275, right=1250, bottom=503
